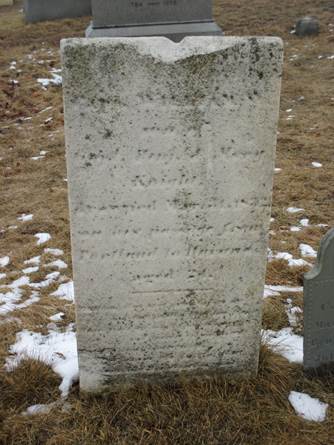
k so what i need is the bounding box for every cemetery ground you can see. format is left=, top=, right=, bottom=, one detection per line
left=0, top=0, right=333, bottom=443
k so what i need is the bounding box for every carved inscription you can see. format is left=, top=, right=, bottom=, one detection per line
left=91, top=0, right=212, bottom=28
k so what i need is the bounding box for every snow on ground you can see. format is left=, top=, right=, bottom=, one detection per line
left=0, top=273, right=6, bottom=280
left=0, top=256, right=10, bottom=267
left=35, top=233, right=51, bottom=245
left=44, top=248, right=64, bottom=256
left=289, top=391, right=328, bottom=422
left=311, top=162, right=323, bottom=168
left=270, top=251, right=311, bottom=268
left=299, top=243, right=317, bottom=258
left=287, top=207, right=304, bottom=214
left=51, top=282, right=75, bottom=302
left=22, top=266, right=39, bottom=274
left=23, top=403, right=55, bottom=416
left=24, top=255, right=41, bottom=266
left=300, top=218, right=310, bottom=227
left=30, top=271, right=60, bottom=289
left=290, top=226, right=301, bottom=232
left=50, top=312, right=64, bottom=322
left=5, top=324, right=78, bottom=397
left=37, top=72, right=62, bottom=88
left=263, top=328, right=303, bottom=363
left=263, top=285, right=303, bottom=298
left=0, top=274, right=40, bottom=315
left=45, top=260, right=68, bottom=270
left=286, top=299, right=302, bottom=327
left=18, top=214, right=33, bottom=222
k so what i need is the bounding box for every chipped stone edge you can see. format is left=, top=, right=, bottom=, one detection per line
left=60, top=36, right=283, bottom=64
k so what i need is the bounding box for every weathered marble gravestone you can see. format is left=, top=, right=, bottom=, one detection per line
left=304, top=228, right=334, bottom=369
left=61, top=36, right=283, bottom=392
left=86, top=0, right=222, bottom=40
left=24, top=0, right=91, bottom=23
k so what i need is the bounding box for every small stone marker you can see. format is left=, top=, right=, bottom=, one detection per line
left=61, top=36, right=283, bottom=392
left=86, top=0, right=222, bottom=41
left=295, top=16, right=320, bottom=37
left=304, top=228, right=334, bottom=369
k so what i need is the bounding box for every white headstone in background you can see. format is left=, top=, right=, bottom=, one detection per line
left=61, top=37, right=283, bottom=392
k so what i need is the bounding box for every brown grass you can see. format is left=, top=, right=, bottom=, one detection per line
left=0, top=0, right=334, bottom=443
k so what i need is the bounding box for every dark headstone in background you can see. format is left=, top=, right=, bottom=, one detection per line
left=24, top=0, right=91, bottom=23
left=86, top=0, right=222, bottom=41
left=304, top=228, right=334, bottom=370
left=295, top=16, right=320, bottom=37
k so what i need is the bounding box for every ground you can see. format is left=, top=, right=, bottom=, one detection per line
left=0, top=0, right=334, bottom=444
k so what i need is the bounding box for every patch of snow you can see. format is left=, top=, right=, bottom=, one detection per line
left=30, top=271, right=60, bottom=289
left=31, top=156, right=45, bottom=161
left=51, top=282, right=75, bottom=302
left=6, top=325, right=78, bottom=398
left=23, top=403, right=54, bottom=416
left=22, top=266, right=39, bottom=274
left=24, top=256, right=41, bottom=266
left=0, top=273, right=39, bottom=315
left=286, top=299, right=302, bottom=327
left=289, top=391, right=328, bottom=422
left=300, top=244, right=317, bottom=258
left=312, top=162, right=323, bottom=168
left=272, top=252, right=310, bottom=268
left=35, top=233, right=51, bottom=245
left=18, top=214, right=33, bottom=222
left=264, top=285, right=303, bottom=299
left=287, top=207, right=304, bottom=214
left=299, top=218, right=310, bottom=227
left=0, top=256, right=10, bottom=268
left=50, top=312, right=64, bottom=322
left=45, top=260, right=67, bottom=270
left=37, top=73, right=62, bottom=88
left=290, top=226, right=301, bottom=232
left=274, top=168, right=282, bottom=173
left=0, top=273, right=6, bottom=280
left=44, top=248, right=64, bottom=256
left=288, top=258, right=311, bottom=267
left=263, top=327, right=303, bottom=363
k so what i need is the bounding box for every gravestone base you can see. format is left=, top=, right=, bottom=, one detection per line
left=86, top=21, right=222, bottom=41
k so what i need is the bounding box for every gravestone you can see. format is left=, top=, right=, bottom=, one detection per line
left=86, top=0, right=222, bottom=41
left=61, top=36, right=283, bottom=392
left=295, top=16, right=320, bottom=37
left=24, top=0, right=91, bottom=23
left=304, top=228, right=334, bottom=369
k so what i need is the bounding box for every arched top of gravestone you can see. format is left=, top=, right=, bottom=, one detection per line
left=305, top=228, right=334, bottom=281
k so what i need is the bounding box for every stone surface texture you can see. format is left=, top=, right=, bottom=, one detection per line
left=61, top=37, right=283, bottom=392
left=304, top=228, right=334, bottom=369
left=24, top=0, right=91, bottom=23
left=0, top=0, right=13, bottom=6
